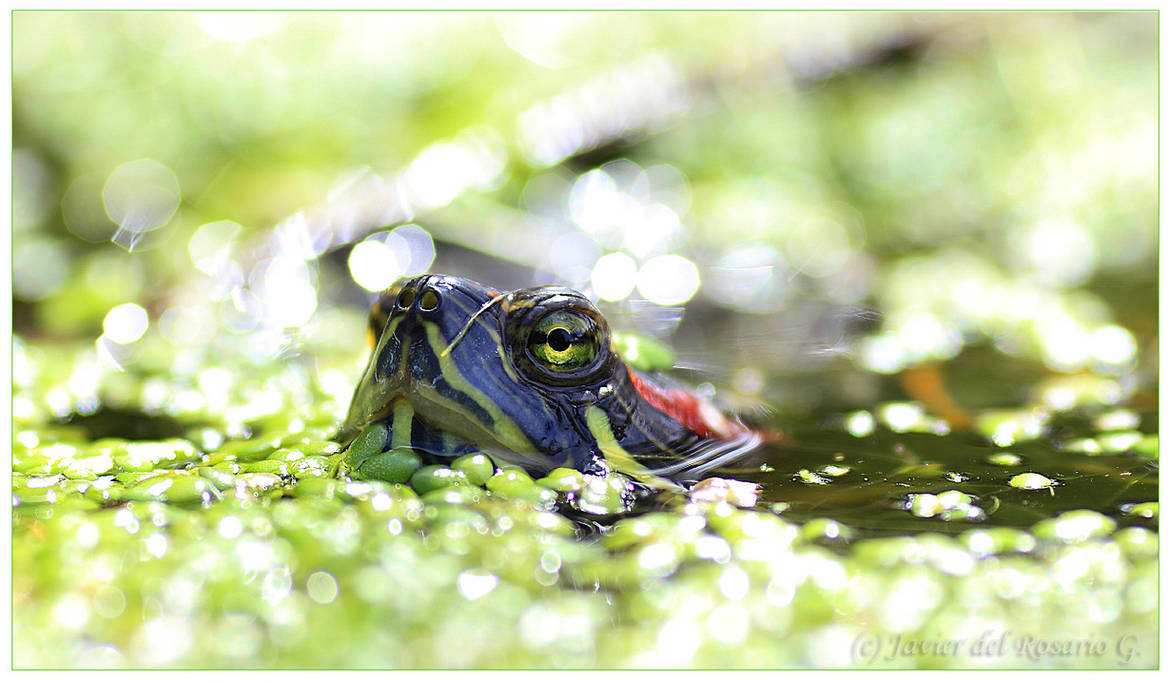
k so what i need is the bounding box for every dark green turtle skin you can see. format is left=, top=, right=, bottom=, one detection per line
left=338, top=274, right=761, bottom=484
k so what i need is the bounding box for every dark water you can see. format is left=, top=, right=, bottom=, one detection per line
left=715, top=414, right=1158, bottom=539
left=639, top=321, right=1160, bottom=540
left=57, top=407, right=194, bottom=441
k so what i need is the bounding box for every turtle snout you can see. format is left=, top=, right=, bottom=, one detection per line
left=394, top=275, right=445, bottom=320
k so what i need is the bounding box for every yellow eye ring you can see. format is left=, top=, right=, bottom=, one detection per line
left=527, top=310, right=599, bottom=373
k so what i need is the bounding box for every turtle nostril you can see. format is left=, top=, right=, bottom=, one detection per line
left=397, top=288, right=416, bottom=309
left=419, top=288, right=440, bottom=312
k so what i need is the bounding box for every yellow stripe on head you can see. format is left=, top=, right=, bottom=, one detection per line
left=423, top=324, right=537, bottom=455
left=584, top=406, right=682, bottom=491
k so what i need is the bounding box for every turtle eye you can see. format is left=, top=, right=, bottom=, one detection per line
left=527, top=310, right=600, bottom=373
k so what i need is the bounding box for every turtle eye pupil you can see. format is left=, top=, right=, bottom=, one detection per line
left=547, top=327, right=571, bottom=352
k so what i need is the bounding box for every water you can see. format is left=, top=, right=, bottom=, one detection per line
left=735, top=419, right=1157, bottom=538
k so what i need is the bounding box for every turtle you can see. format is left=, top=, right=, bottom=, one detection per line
left=336, top=274, right=763, bottom=488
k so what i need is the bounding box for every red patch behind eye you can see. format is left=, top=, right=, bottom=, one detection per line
left=627, top=367, right=740, bottom=439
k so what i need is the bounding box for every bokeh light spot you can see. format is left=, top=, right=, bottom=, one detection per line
left=13, top=241, right=69, bottom=301
left=591, top=252, right=638, bottom=301
left=1014, top=217, right=1097, bottom=286
left=637, top=254, right=700, bottom=306
left=257, top=258, right=318, bottom=328
left=306, top=571, right=339, bottom=605
left=622, top=203, right=679, bottom=259
left=62, top=175, right=119, bottom=243
left=391, top=224, right=437, bottom=277
left=103, top=303, right=150, bottom=344
left=457, top=570, right=498, bottom=601
left=348, top=240, right=405, bottom=293
left=549, top=232, right=601, bottom=285
left=189, top=220, right=242, bottom=276
left=348, top=224, right=436, bottom=292
left=708, top=243, right=789, bottom=314
left=102, top=159, right=181, bottom=237
left=1090, top=325, right=1137, bottom=367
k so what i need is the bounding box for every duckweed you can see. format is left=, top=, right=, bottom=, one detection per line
left=158, top=475, right=222, bottom=504
left=114, top=440, right=201, bottom=471
left=10, top=328, right=1157, bottom=669
left=688, top=477, right=759, bottom=508
left=800, top=518, right=853, bottom=543
left=60, top=452, right=116, bottom=479
left=1121, top=502, right=1157, bottom=519
left=536, top=467, right=585, bottom=493
left=612, top=331, right=676, bottom=373
left=1095, top=430, right=1144, bottom=453
left=572, top=473, right=636, bottom=516
left=410, top=466, right=468, bottom=494
left=486, top=470, right=558, bottom=507
left=796, top=469, right=831, bottom=485
left=1131, top=434, right=1158, bottom=458
left=451, top=454, right=494, bottom=486
left=819, top=464, right=850, bottom=477
left=877, top=402, right=948, bottom=434
left=1010, top=473, right=1054, bottom=490
left=959, top=528, right=1037, bottom=556
left=1112, top=527, right=1158, bottom=559
left=906, top=490, right=985, bottom=522
left=240, top=460, right=291, bottom=476
left=236, top=472, right=284, bottom=492
left=195, top=467, right=238, bottom=491
left=220, top=437, right=281, bottom=463
left=1033, top=510, right=1117, bottom=544
left=421, top=486, right=485, bottom=506
left=358, top=448, right=423, bottom=484
left=343, top=423, right=389, bottom=469
left=987, top=452, right=1023, bottom=466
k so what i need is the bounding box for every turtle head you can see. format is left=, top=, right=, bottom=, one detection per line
left=339, top=274, right=622, bottom=472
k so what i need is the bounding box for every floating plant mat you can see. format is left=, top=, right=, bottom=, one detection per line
left=11, top=335, right=1158, bottom=668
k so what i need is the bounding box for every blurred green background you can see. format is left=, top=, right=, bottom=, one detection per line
left=14, top=12, right=1155, bottom=368
left=11, top=11, right=1158, bottom=669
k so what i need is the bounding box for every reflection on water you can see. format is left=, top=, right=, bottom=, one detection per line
left=676, top=337, right=1158, bottom=540
left=731, top=419, right=1156, bottom=539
